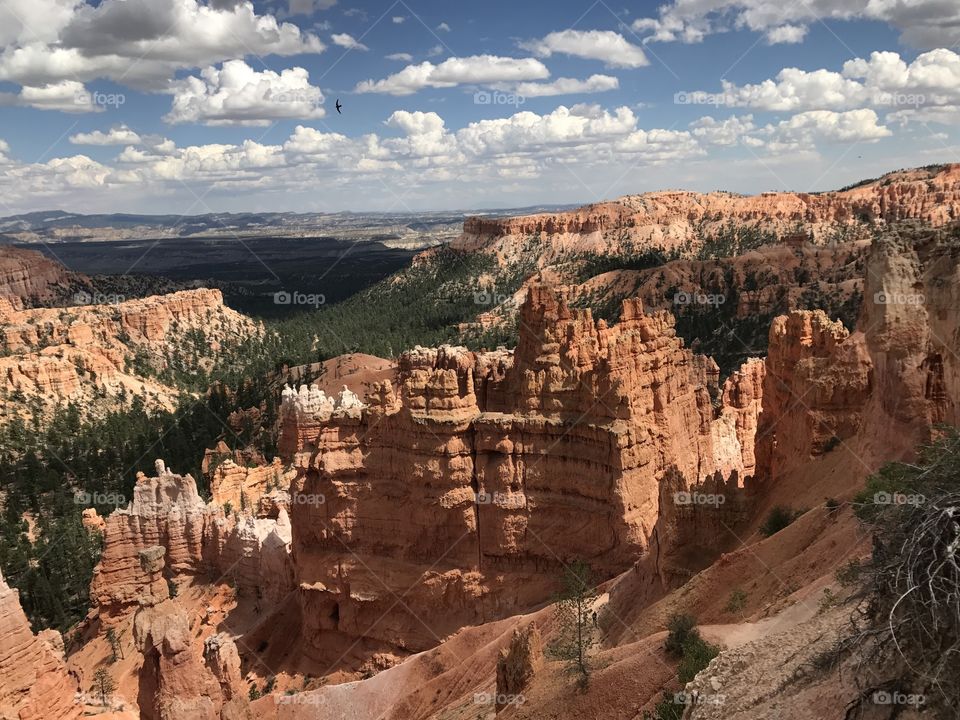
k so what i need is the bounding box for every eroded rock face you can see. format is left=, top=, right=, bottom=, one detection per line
left=0, top=246, right=79, bottom=307
left=134, top=599, right=231, bottom=720
left=0, top=567, right=81, bottom=720
left=280, top=286, right=754, bottom=666
left=456, top=164, right=960, bottom=262
left=90, top=461, right=295, bottom=620
left=754, top=224, right=960, bottom=480
left=0, top=288, right=259, bottom=425
left=209, top=457, right=295, bottom=517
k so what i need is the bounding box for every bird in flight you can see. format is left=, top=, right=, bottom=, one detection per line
left=336, top=99, right=342, bottom=114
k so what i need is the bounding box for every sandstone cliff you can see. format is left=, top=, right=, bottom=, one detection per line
left=0, top=246, right=83, bottom=308
left=754, top=223, right=960, bottom=482
left=0, top=288, right=259, bottom=425
left=0, top=567, right=81, bottom=720
left=456, top=164, right=960, bottom=262
left=90, top=460, right=295, bottom=621
left=278, top=286, right=757, bottom=667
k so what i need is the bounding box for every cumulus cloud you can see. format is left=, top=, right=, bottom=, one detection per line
left=17, top=80, right=101, bottom=113
left=763, top=109, right=891, bottom=151
left=690, top=115, right=757, bottom=146
left=632, top=0, right=960, bottom=49
left=513, top=74, right=619, bottom=97
left=165, top=60, right=325, bottom=126
left=437, top=22, right=451, bottom=32
left=70, top=126, right=142, bottom=145
left=520, top=30, right=649, bottom=68
left=331, top=33, right=368, bottom=51
left=355, top=55, right=549, bottom=95
left=0, top=0, right=323, bottom=90
left=706, top=49, right=960, bottom=118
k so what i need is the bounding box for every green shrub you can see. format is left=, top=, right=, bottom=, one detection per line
left=760, top=506, right=800, bottom=537
left=678, top=634, right=719, bottom=683
left=664, top=613, right=697, bottom=657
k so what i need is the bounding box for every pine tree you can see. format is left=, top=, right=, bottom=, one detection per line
left=549, top=559, right=598, bottom=686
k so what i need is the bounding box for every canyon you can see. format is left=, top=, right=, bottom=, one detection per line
left=2, top=165, right=959, bottom=719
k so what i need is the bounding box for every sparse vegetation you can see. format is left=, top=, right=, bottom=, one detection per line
left=548, top=560, right=598, bottom=687
left=760, top=505, right=801, bottom=537
left=724, top=588, right=747, bottom=615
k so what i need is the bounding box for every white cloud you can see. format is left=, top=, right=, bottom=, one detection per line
left=514, top=74, right=619, bottom=97
left=455, top=104, right=637, bottom=155
left=386, top=53, right=413, bottom=62
left=765, top=25, right=808, bottom=44
left=764, top=109, right=891, bottom=150
left=70, top=126, right=142, bottom=145
left=632, top=0, right=960, bottom=49
left=392, top=15, right=406, bottom=24
left=19, top=80, right=100, bottom=113
left=0, top=0, right=323, bottom=90
left=690, top=115, right=757, bottom=146
left=520, top=30, right=649, bottom=68
left=709, top=49, right=960, bottom=117
left=331, top=33, right=368, bottom=51
left=437, top=22, right=451, bottom=32
left=165, top=60, right=325, bottom=126
left=356, top=55, right=549, bottom=95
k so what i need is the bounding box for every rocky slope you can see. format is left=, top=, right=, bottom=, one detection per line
left=0, top=567, right=81, bottom=719
left=0, top=287, right=259, bottom=424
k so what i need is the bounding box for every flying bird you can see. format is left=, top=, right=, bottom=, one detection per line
left=336, top=99, right=342, bottom=114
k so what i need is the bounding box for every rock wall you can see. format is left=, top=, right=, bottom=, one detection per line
left=0, top=567, right=81, bottom=720
left=0, top=288, right=260, bottom=425
left=279, top=286, right=756, bottom=665
left=0, top=246, right=80, bottom=308
left=90, top=460, right=295, bottom=621
left=754, top=223, right=960, bottom=481
left=456, top=164, right=960, bottom=262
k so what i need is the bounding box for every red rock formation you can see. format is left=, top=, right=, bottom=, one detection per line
left=91, top=461, right=208, bottom=617
left=0, top=288, right=259, bottom=425
left=134, top=597, right=241, bottom=720
left=754, top=223, right=960, bottom=481
left=456, top=164, right=960, bottom=262
left=0, top=246, right=81, bottom=307
left=0, top=567, right=82, bottom=719
left=209, top=457, right=295, bottom=516
left=279, top=287, right=753, bottom=667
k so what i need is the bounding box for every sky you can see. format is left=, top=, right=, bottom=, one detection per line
left=0, top=0, right=958, bottom=215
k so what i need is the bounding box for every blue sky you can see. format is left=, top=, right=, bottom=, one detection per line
left=0, top=0, right=957, bottom=214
